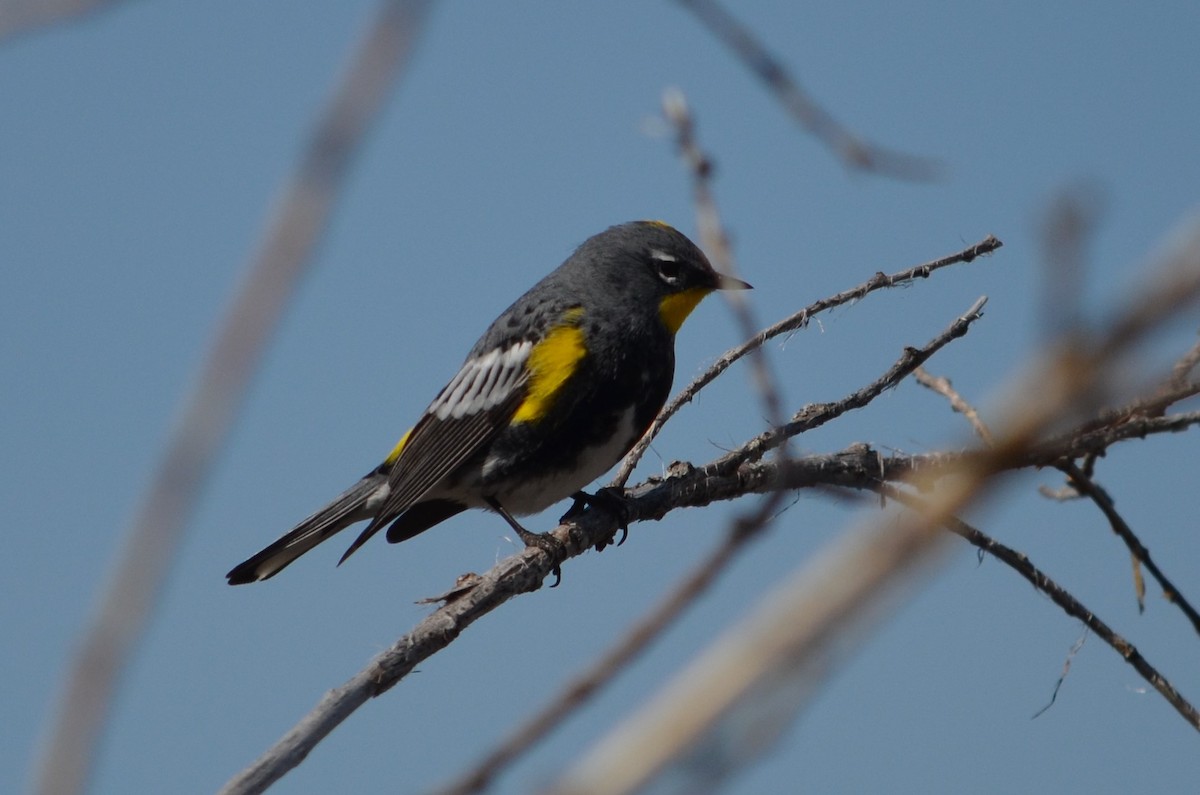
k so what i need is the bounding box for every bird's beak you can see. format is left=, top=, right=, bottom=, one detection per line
left=716, top=273, right=753, bottom=290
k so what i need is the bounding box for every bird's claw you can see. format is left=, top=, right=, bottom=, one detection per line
left=562, top=488, right=633, bottom=552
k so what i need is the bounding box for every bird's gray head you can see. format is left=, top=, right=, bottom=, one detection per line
left=561, top=220, right=751, bottom=333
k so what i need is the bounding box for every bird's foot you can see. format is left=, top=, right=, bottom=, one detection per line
left=561, top=487, right=633, bottom=552
left=488, top=497, right=565, bottom=587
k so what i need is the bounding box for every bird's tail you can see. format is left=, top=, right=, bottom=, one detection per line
left=226, top=471, right=386, bottom=585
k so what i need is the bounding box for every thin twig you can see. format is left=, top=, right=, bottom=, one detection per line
left=227, top=217, right=1200, bottom=790
left=1034, top=409, right=1200, bottom=465
left=908, top=362, right=1197, bottom=627
left=225, top=296, right=989, bottom=793
left=913, top=366, right=995, bottom=445
left=550, top=255, right=1200, bottom=794
left=34, top=5, right=434, bottom=795
left=674, top=0, right=939, bottom=180
left=1167, top=334, right=1200, bottom=390
left=1032, top=628, right=1089, bottom=720
left=726, top=296, right=989, bottom=470
left=219, top=406, right=1200, bottom=793
left=615, top=237, right=1002, bottom=483
left=880, top=485, right=1200, bottom=731
left=1058, top=462, right=1200, bottom=634
left=662, top=89, right=793, bottom=535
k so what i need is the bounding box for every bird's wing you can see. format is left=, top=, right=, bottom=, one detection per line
left=337, top=340, right=534, bottom=562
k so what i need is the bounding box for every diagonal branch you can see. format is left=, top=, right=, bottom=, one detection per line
left=549, top=253, right=1200, bottom=793
left=220, top=408, right=1200, bottom=793
left=225, top=214, right=1200, bottom=791
left=914, top=361, right=1200, bottom=635
left=674, top=0, right=938, bottom=179
left=222, top=294, right=990, bottom=794
left=879, top=485, right=1199, bottom=731
left=432, top=523, right=750, bottom=795
left=913, top=367, right=996, bottom=445
left=0, top=0, right=125, bottom=40
left=615, top=236, right=1001, bottom=483
left=34, top=4, right=434, bottom=795
left=1058, top=462, right=1200, bottom=635
left=720, top=295, right=989, bottom=471
left=663, top=87, right=792, bottom=534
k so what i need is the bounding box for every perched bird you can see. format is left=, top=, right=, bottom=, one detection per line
left=227, top=221, right=749, bottom=585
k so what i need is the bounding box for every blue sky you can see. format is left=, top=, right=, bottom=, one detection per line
left=4, top=2, right=1200, bottom=793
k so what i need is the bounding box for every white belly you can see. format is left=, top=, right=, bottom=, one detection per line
left=485, top=407, right=640, bottom=515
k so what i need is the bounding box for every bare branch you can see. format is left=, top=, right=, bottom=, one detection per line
left=1032, top=629, right=1089, bottom=720
left=1058, top=462, right=1200, bottom=634
left=223, top=296, right=990, bottom=794
left=881, top=486, right=1199, bottom=731
left=725, top=296, right=989, bottom=470
left=219, top=406, right=1200, bottom=794
left=615, top=237, right=1002, bottom=483
left=225, top=214, right=1200, bottom=790
left=913, top=357, right=1200, bottom=634
left=913, top=366, right=996, bottom=445
left=430, top=291, right=990, bottom=793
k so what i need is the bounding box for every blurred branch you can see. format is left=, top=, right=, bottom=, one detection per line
left=1038, top=186, right=1103, bottom=337
left=663, top=87, right=786, bottom=451
left=225, top=214, right=1200, bottom=791
left=223, top=268, right=993, bottom=795
left=906, top=326, right=1200, bottom=722
left=550, top=484, right=955, bottom=794
left=433, top=518, right=749, bottom=795
left=0, top=0, right=124, bottom=40
left=675, top=0, right=939, bottom=179
left=1166, top=334, right=1200, bottom=390
left=548, top=218, right=1200, bottom=795
left=662, top=87, right=791, bottom=520
left=433, top=295, right=989, bottom=794
left=33, top=4, right=433, bottom=795
left=916, top=359, right=1200, bottom=632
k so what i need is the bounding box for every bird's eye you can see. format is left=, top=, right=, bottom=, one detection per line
left=655, top=257, right=681, bottom=283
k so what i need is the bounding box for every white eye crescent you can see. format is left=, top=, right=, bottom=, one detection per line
left=651, top=250, right=681, bottom=283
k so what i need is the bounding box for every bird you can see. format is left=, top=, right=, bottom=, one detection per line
left=226, top=220, right=749, bottom=585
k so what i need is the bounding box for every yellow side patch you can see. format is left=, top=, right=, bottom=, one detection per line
left=659, top=287, right=712, bottom=334
left=383, top=427, right=413, bottom=466
left=513, top=319, right=587, bottom=424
